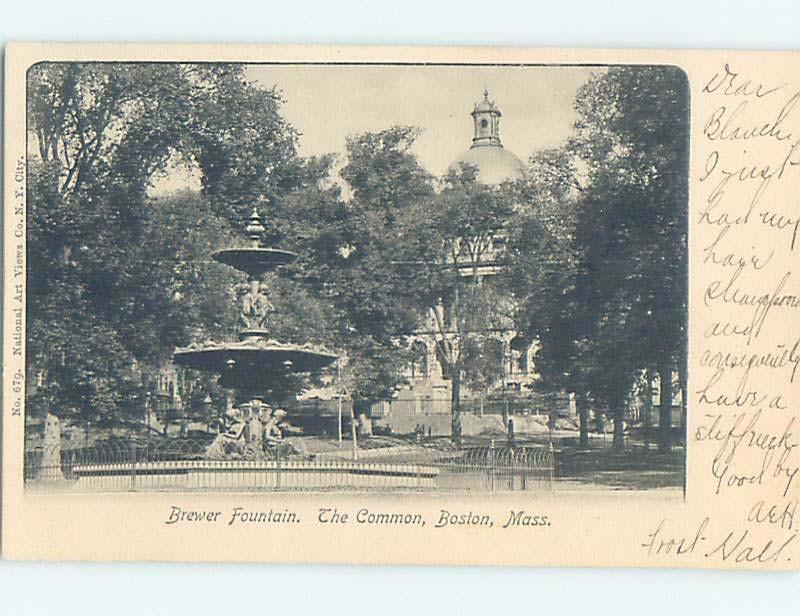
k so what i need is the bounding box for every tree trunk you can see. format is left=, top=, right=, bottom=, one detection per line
left=349, top=400, right=359, bottom=461
left=659, top=364, right=673, bottom=452
left=678, top=359, right=688, bottom=447
left=644, top=369, right=654, bottom=449
left=577, top=391, right=590, bottom=449
left=450, top=369, right=462, bottom=444
left=612, top=396, right=625, bottom=451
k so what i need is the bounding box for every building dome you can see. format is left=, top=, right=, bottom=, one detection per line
left=448, top=89, right=525, bottom=185
left=449, top=145, right=525, bottom=185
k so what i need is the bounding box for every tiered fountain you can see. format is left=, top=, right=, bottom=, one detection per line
left=173, top=206, right=337, bottom=429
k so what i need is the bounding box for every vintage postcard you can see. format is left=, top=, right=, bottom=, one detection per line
left=2, top=43, right=799, bottom=569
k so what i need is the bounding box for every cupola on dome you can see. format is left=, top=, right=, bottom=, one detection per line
left=448, top=89, right=525, bottom=185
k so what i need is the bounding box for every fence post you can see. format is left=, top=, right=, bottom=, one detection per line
left=416, top=452, right=421, bottom=488
left=129, top=444, right=137, bottom=491
left=521, top=446, right=528, bottom=491
left=349, top=401, right=359, bottom=461
left=548, top=441, right=555, bottom=491
left=489, top=438, right=495, bottom=492
left=509, top=446, right=515, bottom=491
left=275, top=445, right=281, bottom=490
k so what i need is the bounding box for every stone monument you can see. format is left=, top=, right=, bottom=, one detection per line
left=37, top=413, right=64, bottom=481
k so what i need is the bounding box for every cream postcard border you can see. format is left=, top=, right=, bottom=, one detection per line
left=4, top=44, right=799, bottom=570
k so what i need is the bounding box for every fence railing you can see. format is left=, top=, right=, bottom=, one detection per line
left=24, top=439, right=554, bottom=493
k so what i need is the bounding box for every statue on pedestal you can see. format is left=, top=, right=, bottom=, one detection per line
left=238, top=278, right=274, bottom=331
left=205, top=399, right=272, bottom=460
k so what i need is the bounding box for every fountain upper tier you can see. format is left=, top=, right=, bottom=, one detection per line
left=212, top=246, right=297, bottom=278
left=212, top=207, right=299, bottom=277
left=172, top=205, right=337, bottom=396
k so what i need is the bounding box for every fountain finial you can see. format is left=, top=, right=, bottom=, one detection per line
left=245, top=207, right=265, bottom=248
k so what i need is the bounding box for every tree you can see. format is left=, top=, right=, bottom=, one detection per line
left=25, top=63, right=307, bottom=429
left=287, top=127, right=436, bottom=406
left=27, top=63, right=201, bottom=426
left=504, top=148, right=594, bottom=446
left=399, top=166, right=515, bottom=441
left=283, top=128, right=513, bottom=438
left=570, top=66, right=689, bottom=450
left=461, top=337, right=505, bottom=405
left=186, top=66, right=311, bottom=232
left=506, top=66, right=689, bottom=451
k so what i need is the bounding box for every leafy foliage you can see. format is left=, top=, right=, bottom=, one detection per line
left=27, top=62, right=688, bottom=454
left=290, top=127, right=436, bottom=401
left=26, top=64, right=302, bottom=424
left=506, top=66, right=689, bottom=448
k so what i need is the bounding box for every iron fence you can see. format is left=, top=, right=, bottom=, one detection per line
left=24, top=439, right=554, bottom=493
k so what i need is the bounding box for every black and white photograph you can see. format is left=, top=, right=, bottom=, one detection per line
left=3, top=2, right=800, bottom=611
left=21, top=61, right=689, bottom=496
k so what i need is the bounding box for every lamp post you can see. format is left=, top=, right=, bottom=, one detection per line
left=80, top=370, right=96, bottom=446
left=337, top=360, right=343, bottom=448
left=145, top=391, right=152, bottom=435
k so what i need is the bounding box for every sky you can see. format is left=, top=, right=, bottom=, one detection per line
left=151, top=64, right=600, bottom=194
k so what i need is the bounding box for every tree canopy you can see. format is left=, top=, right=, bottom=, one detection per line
left=506, top=65, right=689, bottom=449
left=26, top=63, right=309, bottom=424
left=26, top=62, right=689, bottom=451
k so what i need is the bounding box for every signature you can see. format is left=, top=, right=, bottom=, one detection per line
left=643, top=517, right=797, bottom=564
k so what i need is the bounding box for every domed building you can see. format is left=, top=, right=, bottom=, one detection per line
left=446, top=90, right=525, bottom=279
left=387, top=91, right=537, bottom=418
left=448, top=89, right=525, bottom=185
